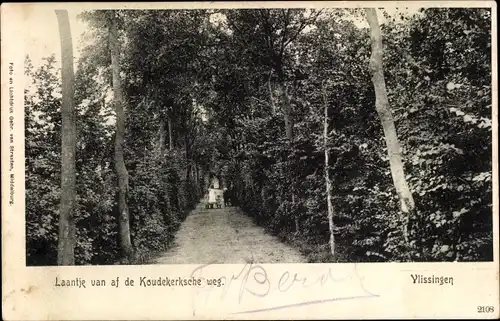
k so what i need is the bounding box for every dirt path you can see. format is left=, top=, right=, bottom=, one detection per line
left=154, top=201, right=306, bottom=264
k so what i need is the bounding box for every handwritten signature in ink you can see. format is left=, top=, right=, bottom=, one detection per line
left=190, top=262, right=379, bottom=314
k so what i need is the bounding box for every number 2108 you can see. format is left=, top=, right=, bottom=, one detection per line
left=477, top=306, right=495, bottom=313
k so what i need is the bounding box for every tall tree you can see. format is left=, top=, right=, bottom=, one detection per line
left=157, top=116, right=166, bottom=155
left=55, top=9, right=77, bottom=265
left=168, top=118, right=174, bottom=150
left=365, top=8, right=415, bottom=244
left=225, top=9, right=322, bottom=141
left=108, top=11, right=134, bottom=262
left=322, top=80, right=335, bottom=258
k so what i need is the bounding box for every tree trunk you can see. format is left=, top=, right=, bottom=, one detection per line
left=158, top=118, right=166, bottom=155
left=278, top=81, right=293, bottom=141
left=55, top=10, right=76, bottom=266
left=109, top=13, right=134, bottom=263
left=261, top=184, right=267, bottom=206
left=184, top=134, right=191, bottom=182
left=322, top=81, right=335, bottom=259
left=268, top=72, right=276, bottom=115
left=293, top=194, right=299, bottom=233
left=194, top=164, right=199, bottom=196
left=277, top=75, right=296, bottom=231
left=365, top=8, right=415, bottom=243
left=168, top=117, right=174, bottom=150
left=186, top=163, right=192, bottom=182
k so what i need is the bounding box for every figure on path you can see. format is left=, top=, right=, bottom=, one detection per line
left=223, top=188, right=231, bottom=207
left=206, top=183, right=223, bottom=209
left=216, top=194, right=222, bottom=208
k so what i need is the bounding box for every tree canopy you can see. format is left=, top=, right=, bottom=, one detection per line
left=26, top=8, right=493, bottom=265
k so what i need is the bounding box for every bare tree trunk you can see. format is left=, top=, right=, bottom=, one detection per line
left=293, top=194, right=299, bottom=232
left=168, top=117, right=174, bottom=150
left=277, top=78, right=297, bottom=231
left=186, top=163, right=192, bottom=182
left=109, top=13, right=134, bottom=263
left=261, top=184, right=267, bottom=205
left=322, top=81, right=335, bottom=258
left=56, top=10, right=76, bottom=266
left=194, top=164, right=199, bottom=196
left=184, top=134, right=191, bottom=182
left=158, top=118, right=166, bottom=155
left=268, top=71, right=276, bottom=115
left=278, top=81, right=293, bottom=141
left=365, top=8, right=415, bottom=243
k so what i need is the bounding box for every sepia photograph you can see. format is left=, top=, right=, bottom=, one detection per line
left=23, top=5, right=494, bottom=266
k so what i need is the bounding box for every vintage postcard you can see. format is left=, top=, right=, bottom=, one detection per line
left=1, top=1, right=498, bottom=319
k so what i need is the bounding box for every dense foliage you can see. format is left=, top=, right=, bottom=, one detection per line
left=26, top=8, right=493, bottom=265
